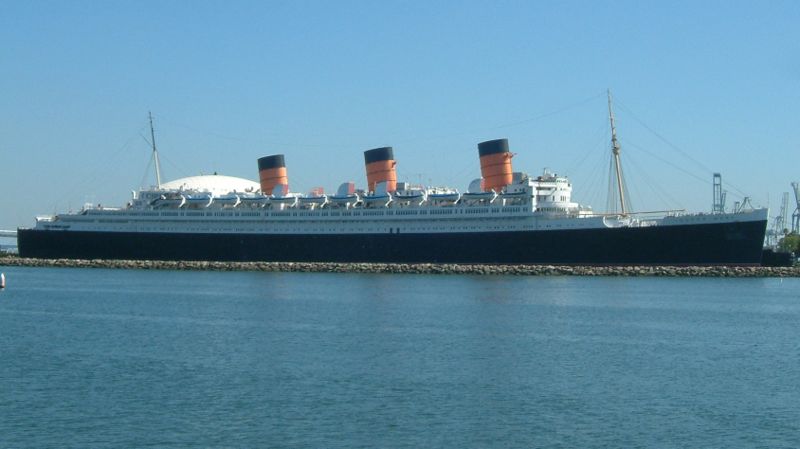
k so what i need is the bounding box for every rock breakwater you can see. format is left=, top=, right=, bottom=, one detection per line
left=1, top=256, right=797, bottom=277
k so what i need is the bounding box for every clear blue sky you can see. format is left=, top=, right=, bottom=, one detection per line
left=1, top=0, right=798, bottom=230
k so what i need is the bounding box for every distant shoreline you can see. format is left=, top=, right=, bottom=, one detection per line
left=1, top=256, right=797, bottom=277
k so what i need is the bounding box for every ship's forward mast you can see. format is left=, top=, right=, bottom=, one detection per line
left=607, top=90, right=630, bottom=215
left=149, top=111, right=163, bottom=189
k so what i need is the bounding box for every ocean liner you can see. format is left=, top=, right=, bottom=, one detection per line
left=17, top=98, right=768, bottom=265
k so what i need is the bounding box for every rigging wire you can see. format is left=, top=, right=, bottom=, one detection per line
left=572, top=150, right=607, bottom=211
left=606, top=156, right=617, bottom=213
left=621, top=139, right=710, bottom=185
left=144, top=93, right=607, bottom=192
left=569, top=123, right=612, bottom=211
left=613, top=100, right=754, bottom=201
left=614, top=100, right=714, bottom=174
left=623, top=147, right=682, bottom=211
left=51, top=123, right=148, bottom=211
left=621, top=136, right=760, bottom=209
left=139, top=120, right=191, bottom=185
left=621, top=159, right=644, bottom=213
left=392, top=91, right=607, bottom=146
left=603, top=144, right=633, bottom=213
left=620, top=156, right=633, bottom=213
left=158, top=152, right=190, bottom=181
left=563, top=119, right=610, bottom=177
left=159, top=114, right=372, bottom=151
left=138, top=156, right=154, bottom=189
left=489, top=91, right=607, bottom=131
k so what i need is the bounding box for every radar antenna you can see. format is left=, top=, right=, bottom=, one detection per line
left=607, top=90, right=628, bottom=215
left=149, top=111, right=162, bottom=189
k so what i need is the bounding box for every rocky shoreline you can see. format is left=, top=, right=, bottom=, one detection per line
left=1, top=256, right=797, bottom=277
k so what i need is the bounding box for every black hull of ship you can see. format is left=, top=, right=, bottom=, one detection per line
left=17, top=219, right=767, bottom=266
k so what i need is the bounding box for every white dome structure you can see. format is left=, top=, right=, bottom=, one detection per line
left=160, top=175, right=261, bottom=196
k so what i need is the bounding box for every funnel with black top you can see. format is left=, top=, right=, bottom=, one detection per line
left=364, top=147, right=397, bottom=193
left=257, top=154, right=288, bottom=195
left=477, top=139, right=514, bottom=192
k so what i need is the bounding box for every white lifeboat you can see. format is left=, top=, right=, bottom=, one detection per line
left=239, top=194, right=269, bottom=207
left=329, top=193, right=360, bottom=205
left=215, top=194, right=241, bottom=207
left=151, top=194, right=186, bottom=208
left=461, top=191, right=497, bottom=203
left=362, top=192, right=392, bottom=207
left=269, top=195, right=298, bottom=207
left=499, top=190, right=528, bottom=205
left=329, top=182, right=359, bottom=207
left=184, top=193, right=213, bottom=208
left=427, top=189, right=461, bottom=204
left=298, top=195, right=329, bottom=208
left=394, top=190, right=426, bottom=205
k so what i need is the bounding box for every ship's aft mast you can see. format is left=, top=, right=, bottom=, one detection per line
left=607, top=89, right=627, bottom=215
left=149, top=111, right=163, bottom=189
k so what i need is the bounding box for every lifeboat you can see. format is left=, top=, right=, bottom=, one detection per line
left=498, top=190, right=528, bottom=200
left=393, top=190, right=426, bottom=206
left=268, top=195, right=298, bottom=208
left=362, top=180, right=393, bottom=207
left=362, top=192, right=392, bottom=207
left=427, top=190, right=460, bottom=206
left=298, top=195, right=328, bottom=208
left=329, top=182, right=359, bottom=207
left=151, top=194, right=186, bottom=208
left=499, top=190, right=527, bottom=197
left=461, top=191, right=497, bottom=203
left=184, top=193, right=213, bottom=208
left=239, top=194, right=270, bottom=207
left=215, top=194, right=241, bottom=207
left=329, top=193, right=360, bottom=206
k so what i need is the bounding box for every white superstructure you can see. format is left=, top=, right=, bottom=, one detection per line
left=32, top=169, right=768, bottom=236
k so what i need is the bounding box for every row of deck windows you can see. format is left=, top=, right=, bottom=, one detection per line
left=95, top=199, right=537, bottom=218
left=93, top=206, right=530, bottom=219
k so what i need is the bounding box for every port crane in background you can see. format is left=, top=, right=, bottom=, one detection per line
left=712, top=173, right=726, bottom=213
left=766, top=192, right=790, bottom=247
left=792, top=182, right=800, bottom=234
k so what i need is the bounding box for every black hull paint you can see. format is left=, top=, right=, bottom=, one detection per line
left=17, top=219, right=767, bottom=265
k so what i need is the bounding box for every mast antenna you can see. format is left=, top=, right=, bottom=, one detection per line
left=149, top=111, right=162, bottom=188
left=607, top=89, right=628, bottom=215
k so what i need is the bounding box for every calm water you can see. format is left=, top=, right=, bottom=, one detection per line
left=1, top=267, right=798, bottom=448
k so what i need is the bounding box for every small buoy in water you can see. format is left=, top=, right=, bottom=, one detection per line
left=0, top=272, right=5, bottom=289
